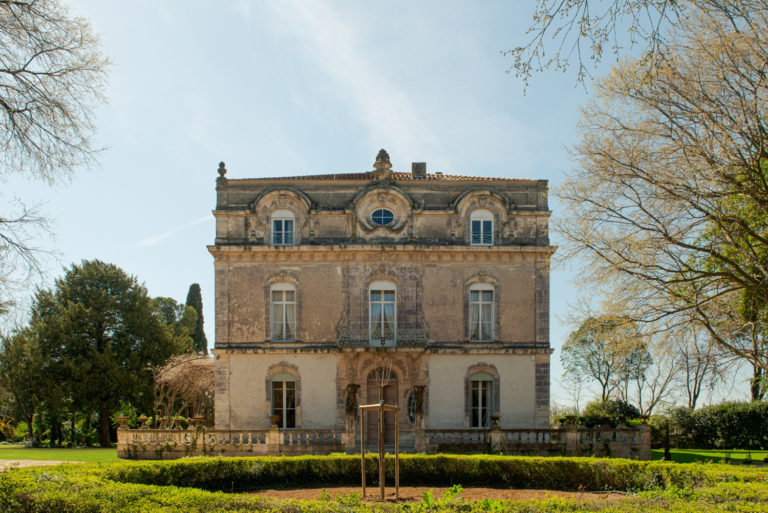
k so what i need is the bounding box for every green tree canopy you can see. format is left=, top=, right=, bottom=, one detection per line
left=31, top=260, right=186, bottom=446
left=562, top=316, right=649, bottom=401
left=0, top=328, right=45, bottom=442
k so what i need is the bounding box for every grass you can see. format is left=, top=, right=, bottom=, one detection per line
left=0, top=444, right=118, bottom=462
left=652, top=448, right=768, bottom=463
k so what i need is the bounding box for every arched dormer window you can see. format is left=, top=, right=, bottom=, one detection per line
left=272, top=209, right=295, bottom=245
left=469, top=283, right=494, bottom=341
left=270, top=283, right=296, bottom=341
left=470, top=209, right=494, bottom=245
left=369, top=281, right=396, bottom=346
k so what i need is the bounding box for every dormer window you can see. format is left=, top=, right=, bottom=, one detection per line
left=370, top=208, right=394, bottom=226
left=272, top=210, right=295, bottom=245
left=470, top=209, right=494, bottom=245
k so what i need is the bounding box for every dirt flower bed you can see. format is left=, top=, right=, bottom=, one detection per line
left=250, top=486, right=630, bottom=503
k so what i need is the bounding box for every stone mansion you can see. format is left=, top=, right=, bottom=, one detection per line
left=208, top=150, right=554, bottom=450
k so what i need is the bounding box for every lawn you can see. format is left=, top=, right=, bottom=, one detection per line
left=0, top=444, right=118, bottom=463
left=652, top=448, right=768, bottom=463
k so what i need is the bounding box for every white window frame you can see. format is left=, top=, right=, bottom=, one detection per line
left=469, top=283, right=494, bottom=341
left=469, top=372, right=494, bottom=429
left=272, top=209, right=295, bottom=245
left=271, top=372, right=296, bottom=428
left=369, top=280, right=396, bottom=346
left=270, top=283, right=296, bottom=341
left=470, top=209, right=494, bottom=246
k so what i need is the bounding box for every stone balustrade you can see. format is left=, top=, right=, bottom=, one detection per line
left=118, top=426, right=346, bottom=459
left=422, top=425, right=649, bottom=459
left=118, top=423, right=650, bottom=460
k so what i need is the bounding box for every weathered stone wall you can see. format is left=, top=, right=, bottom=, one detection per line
left=210, top=163, right=555, bottom=437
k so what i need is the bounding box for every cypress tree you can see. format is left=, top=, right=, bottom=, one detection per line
left=185, top=283, right=208, bottom=355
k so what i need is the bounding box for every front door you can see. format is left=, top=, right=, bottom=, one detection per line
left=365, top=368, right=398, bottom=448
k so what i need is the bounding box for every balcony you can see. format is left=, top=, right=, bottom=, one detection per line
left=336, top=328, right=429, bottom=348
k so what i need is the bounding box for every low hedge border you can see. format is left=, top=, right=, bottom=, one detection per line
left=2, top=455, right=768, bottom=513
left=98, top=454, right=768, bottom=491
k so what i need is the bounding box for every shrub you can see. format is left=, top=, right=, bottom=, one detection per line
left=553, top=399, right=642, bottom=428
left=655, top=402, right=768, bottom=450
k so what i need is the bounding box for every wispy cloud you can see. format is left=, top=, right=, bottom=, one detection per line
left=127, top=216, right=212, bottom=249
left=265, top=0, right=445, bottom=160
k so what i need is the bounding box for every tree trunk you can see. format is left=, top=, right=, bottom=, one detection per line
left=751, top=365, right=765, bottom=402
left=98, top=411, right=111, bottom=446
left=24, top=412, right=35, bottom=445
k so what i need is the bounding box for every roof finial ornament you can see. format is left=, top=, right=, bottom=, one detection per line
left=218, top=161, right=227, bottom=178
left=373, top=149, right=392, bottom=171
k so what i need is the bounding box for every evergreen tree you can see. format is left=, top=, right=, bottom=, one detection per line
left=32, top=260, right=186, bottom=446
left=185, top=283, right=208, bottom=355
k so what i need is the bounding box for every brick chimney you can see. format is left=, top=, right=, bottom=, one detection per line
left=411, top=162, right=426, bottom=179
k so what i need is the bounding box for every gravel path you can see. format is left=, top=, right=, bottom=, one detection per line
left=0, top=459, right=83, bottom=471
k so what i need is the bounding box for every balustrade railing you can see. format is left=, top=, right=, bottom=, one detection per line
left=119, top=424, right=650, bottom=460
left=336, top=328, right=429, bottom=347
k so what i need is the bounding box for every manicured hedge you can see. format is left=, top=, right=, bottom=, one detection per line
left=98, top=454, right=705, bottom=491
left=2, top=455, right=768, bottom=513
left=650, top=402, right=768, bottom=450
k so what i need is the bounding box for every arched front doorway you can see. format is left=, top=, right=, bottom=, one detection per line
left=366, top=367, right=398, bottom=447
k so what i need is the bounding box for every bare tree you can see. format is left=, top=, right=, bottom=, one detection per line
left=506, top=1, right=766, bottom=87
left=153, top=354, right=214, bottom=428
left=561, top=315, right=647, bottom=401
left=0, top=0, right=109, bottom=304
left=618, top=329, right=680, bottom=415
left=673, top=323, right=728, bottom=408
left=555, top=3, right=768, bottom=380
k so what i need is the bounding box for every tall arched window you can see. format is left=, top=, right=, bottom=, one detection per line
left=469, top=283, right=494, bottom=341
left=271, top=209, right=295, bottom=245
left=369, top=281, right=396, bottom=346
left=271, top=372, right=296, bottom=428
left=470, top=209, right=494, bottom=245
left=270, top=283, right=296, bottom=341
left=469, top=372, right=494, bottom=428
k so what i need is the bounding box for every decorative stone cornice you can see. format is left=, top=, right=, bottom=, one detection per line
left=208, top=243, right=556, bottom=263
left=211, top=345, right=553, bottom=355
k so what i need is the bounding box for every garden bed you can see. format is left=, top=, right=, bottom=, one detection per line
left=1, top=455, right=768, bottom=512
left=247, top=485, right=629, bottom=503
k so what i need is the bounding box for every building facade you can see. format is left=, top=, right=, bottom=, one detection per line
left=209, top=150, right=554, bottom=450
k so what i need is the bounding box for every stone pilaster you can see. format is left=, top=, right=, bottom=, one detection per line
left=535, top=354, right=550, bottom=428
left=535, top=261, right=549, bottom=345
left=215, top=265, right=230, bottom=346
left=214, top=352, right=230, bottom=430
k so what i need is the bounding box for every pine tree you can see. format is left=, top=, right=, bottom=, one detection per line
left=185, top=283, right=208, bottom=355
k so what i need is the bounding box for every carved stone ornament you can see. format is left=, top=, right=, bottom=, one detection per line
left=217, top=161, right=227, bottom=177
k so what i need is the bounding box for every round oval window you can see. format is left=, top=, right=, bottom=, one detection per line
left=370, top=208, right=394, bottom=226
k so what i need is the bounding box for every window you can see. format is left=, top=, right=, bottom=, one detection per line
left=470, top=209, right=494, bottom=245
left=369, top=281, right=396, bottom=345
left=470, top=372, right=494, bottom=428
left=270, top=284, right=296, bottom=341
left=371, top=208, right=394, bottom=226
left=406, top=391, right=417, bottom=424
left=469, top=284, right=494, bottom=341
left=272, top=209, right=295, bottom=245
left=271, top=373, right=296, bottom=428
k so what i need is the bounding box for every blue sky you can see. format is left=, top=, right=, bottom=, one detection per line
left=3, top=1, right=747, bottom=405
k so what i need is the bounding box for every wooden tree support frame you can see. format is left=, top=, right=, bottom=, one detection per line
left=359, top=401, right=399, bottom=501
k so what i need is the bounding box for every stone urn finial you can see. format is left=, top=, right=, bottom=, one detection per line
left=218, top=161, right=227, bottom=178
left=373, top=149, right=392, bottom=171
